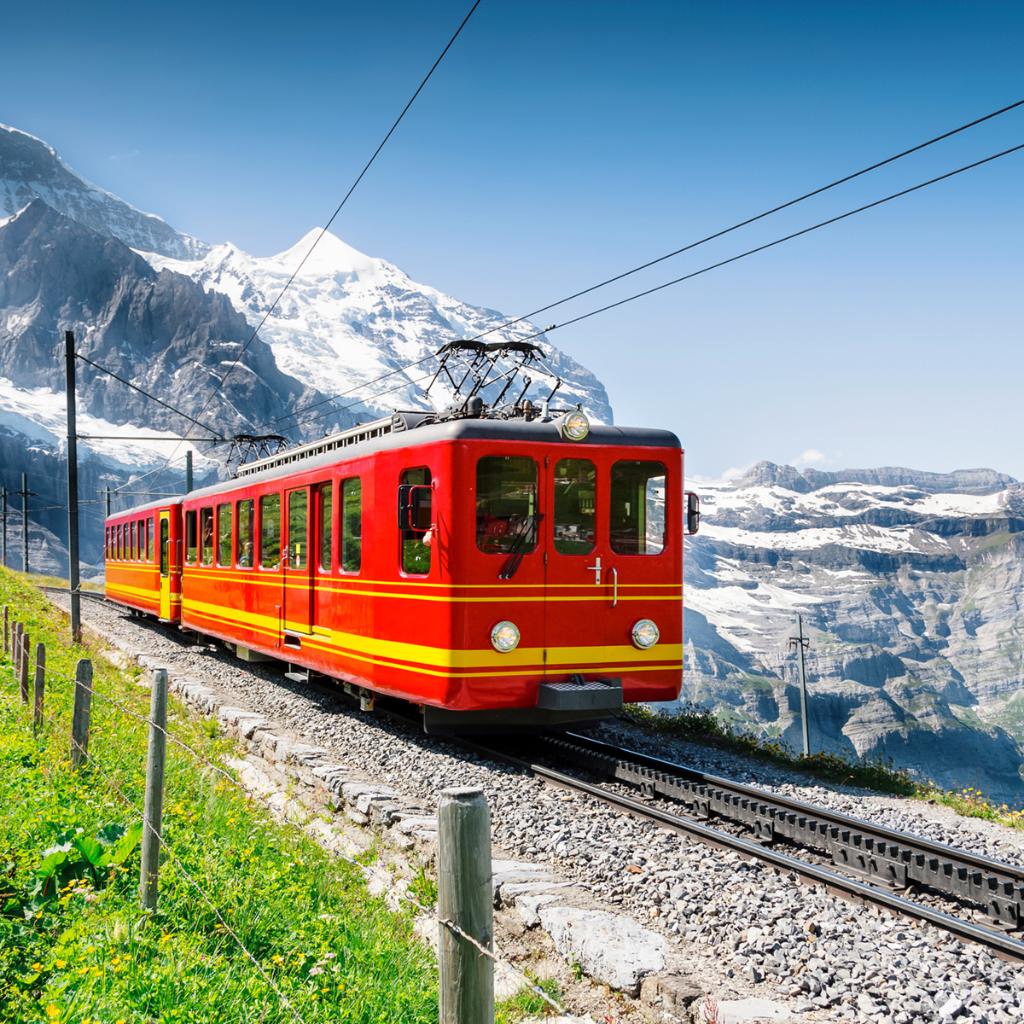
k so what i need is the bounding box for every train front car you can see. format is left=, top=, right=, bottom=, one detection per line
left=421, top=413, right=685, bottom=732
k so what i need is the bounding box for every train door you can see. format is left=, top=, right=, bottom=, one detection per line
left=158, top=511, right=171, bottom=620
left=284, top=486, right=313, bottom=634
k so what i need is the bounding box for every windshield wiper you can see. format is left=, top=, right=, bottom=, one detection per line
left=498, top=513, right=543, bottom=580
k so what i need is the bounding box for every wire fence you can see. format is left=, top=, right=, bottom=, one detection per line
left=0, top=604, right=566, bottom=1021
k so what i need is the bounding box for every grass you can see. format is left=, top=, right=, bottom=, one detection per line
left=0, top=566, right=439, bottom=1023
left=624, top=703, right=1024, bottom=830
left=0, top=567, right=562, bottom=1022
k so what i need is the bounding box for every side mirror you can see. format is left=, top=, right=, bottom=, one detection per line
left=398, top=483, right=433, bottom=533
left=685, top=491, right=701, bottom=535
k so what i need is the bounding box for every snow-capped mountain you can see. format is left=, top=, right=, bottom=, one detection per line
left=0, top=124, right=207, bottom=259
left=147, top=230, right=613, bottom=428
left=685, top=463, right=1024, bottom=802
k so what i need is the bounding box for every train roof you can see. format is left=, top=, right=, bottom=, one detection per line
left=108, top=414, right=681, bottom=517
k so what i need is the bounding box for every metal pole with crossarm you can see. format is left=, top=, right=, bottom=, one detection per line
left=789, top=615, right=811, bottom=756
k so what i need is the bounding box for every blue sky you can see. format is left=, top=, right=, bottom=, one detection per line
left=3, top=0, right=1022, bottom=479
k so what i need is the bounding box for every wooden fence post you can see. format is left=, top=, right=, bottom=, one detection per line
left=438, top=787, right=494, bottom=1024
left=140, top=668, right=168, bottom=911
left=70, top=658, right=93, bottom=768
left=18, top=627, right=29, bottom=703
left=33, top=642, right=45, bottom=733
left=12, top=621, right=21, bottom=675
left=2, top=606, right=8, bottom=656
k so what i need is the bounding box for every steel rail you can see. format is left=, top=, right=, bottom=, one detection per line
left=460, top=737, right=1024, bottom=963
left=563, top=731, right=1024, bottom=881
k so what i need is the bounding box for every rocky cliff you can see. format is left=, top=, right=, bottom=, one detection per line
left=684, top=463, right=1024, bottom=802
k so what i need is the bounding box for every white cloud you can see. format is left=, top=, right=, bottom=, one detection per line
left=792, top=448, right=827, bottom=467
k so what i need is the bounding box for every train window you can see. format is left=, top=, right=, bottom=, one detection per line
left=476, top=456, right=538, bottom=555
left=400, top=469, right=430, bottom=574
left=236, top=500, right=254, bottom=568
left=147, top=518, right=154, bottom=562
left=260, top=494, right=281, bottom=570
left=216, top=504, right=232, bottom=566
left=553, top=459, right=596, bottom=555
left=316, top=483, right=333, bottom=572
left=185, top=510, right=197, bottom=564
left=116, top=525, right=122, bottom=560
left=610, top=461, right=666, bottom=555
left=341, top=478, right=361, bottom=573
left=159, top=518, right=169, bottom=576
left=287, top=490, right=308, bottom=570
left=199, top=508, right=214, bottom=565
left=130, top=522, right=137, bottom=561
left=104, top=528, right=109, bottom=558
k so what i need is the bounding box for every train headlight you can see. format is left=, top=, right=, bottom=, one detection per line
left=560, top=410, right=590, bottom=442
left=631, top=618, right=660, bottom=650
left=490, top=620, right=521, bottom=653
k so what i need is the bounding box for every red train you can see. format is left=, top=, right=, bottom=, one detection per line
left=104, top=398, right=698, bottom=731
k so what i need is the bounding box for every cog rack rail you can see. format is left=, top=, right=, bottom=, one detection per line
left=549, top=733, right=1024, bottom=932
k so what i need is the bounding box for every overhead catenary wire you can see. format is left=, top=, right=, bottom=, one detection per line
left=74, top=353, right=226, bottom=439
left=192, top=0, right=483, bottom=434
left=275, top=97, right=1024, bottom=427
left=462, top=96, right=1024, bottom=345
left=509, top=141, right=1024, bottom=341
left=120, top=0, right=483, bottom=492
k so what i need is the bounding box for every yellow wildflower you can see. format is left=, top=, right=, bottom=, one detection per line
left=32, top=961, right=42, bottom=971
left=45, top=1007, right=60, bottom=1021
left=56, top=959, right=67, bottom=969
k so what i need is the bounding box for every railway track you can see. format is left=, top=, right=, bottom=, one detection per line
left=464, top=731, right=1024, bottom=963
left=36, top=587, right=1024, bottom=962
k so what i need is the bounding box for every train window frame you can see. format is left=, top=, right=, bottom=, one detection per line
left=315, top=482, right=333, bottom=573
left=399, top=468, right=431, bottom=575
left=236, top=499, right=254, bottom=568
left=199, top=507, right=214, bottom=566
left=341, top=477, right=362, bottom=575
left=185, top=510, right=198, bottom=565
left=216, top=503, right=232, bottom=567
left=130, top=522, right=136, bottom=561
left=259, top=493, right=282, bottom=571
left=116, top=524, right=122, bottom=561
left=147, top=517, right=154, bottom=562
left=553, top=457, right=597, bottom=556
left=475, top=455, right=539, bottom=556
left=609, top=460, right=667, bottom=556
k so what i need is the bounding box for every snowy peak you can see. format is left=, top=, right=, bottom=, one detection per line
left=0, top=123, right=207, bottom=260
left=146, top=228, right=614, bottom=427
left=270, top=228, right=382, bottom=280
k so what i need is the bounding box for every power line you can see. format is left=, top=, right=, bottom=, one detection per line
left=273, top=354, right=436, bottom=426
left=462, top=96, right=1024, bottom=345
left=277, top=98, right=1024, bottom=427
left=130, top=0, right=483, bottom=490
left=75, top=353, right=226, bottom=438
left=509, top=141, right=1024, bottom=341
left=200, top=0, right=483, bottom=424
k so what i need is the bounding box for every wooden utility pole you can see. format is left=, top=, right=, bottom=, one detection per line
left=789, top=615, right=811, bottom=756
left=140, top=668, right=168, bottom=910
left=438, top=787, right=494, bottom=1024
left=65, top=331, right=82, bottom=642
left=105, top=486, right=111, bottom=517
